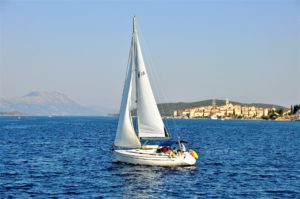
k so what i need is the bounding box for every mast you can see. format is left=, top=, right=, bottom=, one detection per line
left=133, top=16, right=140, bottom=137
left=133, top=16, right=136, bottom=33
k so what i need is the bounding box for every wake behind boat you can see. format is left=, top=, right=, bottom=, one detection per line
left=113, top=17, right=198, bottom=167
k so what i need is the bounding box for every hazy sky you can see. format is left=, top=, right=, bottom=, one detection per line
left=0, top=0, right=299, bottom=111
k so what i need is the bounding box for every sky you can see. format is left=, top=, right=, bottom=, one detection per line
left=0, top=0, right=299, bottom=112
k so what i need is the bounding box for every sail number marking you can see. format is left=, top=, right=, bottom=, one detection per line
left=138, top=71, right=146, bottom=78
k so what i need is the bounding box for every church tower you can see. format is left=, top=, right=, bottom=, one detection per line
left=212, top=99, right=217, bottom=108
left=226, top=98, right=229, bottom=106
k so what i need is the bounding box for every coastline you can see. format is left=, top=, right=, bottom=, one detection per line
left=167, top=117, right=299, bottom=122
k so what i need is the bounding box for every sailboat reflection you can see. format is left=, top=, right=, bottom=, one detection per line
left=113, top=163, right=197, bottom=198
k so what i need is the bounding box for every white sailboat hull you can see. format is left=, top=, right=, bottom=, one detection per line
left=114, top=149, right=196, bottom=167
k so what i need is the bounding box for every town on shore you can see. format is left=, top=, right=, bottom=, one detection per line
left=173, top=98, right=300, bottom=121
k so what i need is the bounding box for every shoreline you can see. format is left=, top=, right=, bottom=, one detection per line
left=168, top=117, right=298, bottom=122
left=1, top=115, right=298, bottom=122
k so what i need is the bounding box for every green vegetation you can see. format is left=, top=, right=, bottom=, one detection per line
left=261, top=108, right=285, bottom=120
left=291, top=104, right=300, bottom=114
left=261, top=115, right=270, bottom=120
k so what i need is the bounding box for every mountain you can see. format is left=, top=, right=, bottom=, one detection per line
left=132, top=99, right=288, bottom=116
left=0, top=91, right=101, bottom=116
left=0, top=111, right=26, bottom=116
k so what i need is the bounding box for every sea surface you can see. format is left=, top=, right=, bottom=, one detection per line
left=0, top=116, right=300, bottom=198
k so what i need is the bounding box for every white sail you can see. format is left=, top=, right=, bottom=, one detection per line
left=114, top=37, right=141, bottom=148
left=133, top=18, right=166, bottom=138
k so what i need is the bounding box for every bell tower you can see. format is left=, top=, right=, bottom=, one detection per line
left=226, top=98, right=229, bottom=106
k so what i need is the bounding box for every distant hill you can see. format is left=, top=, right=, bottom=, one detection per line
left=0, top=91, right=102, bottom=116
left=132, top=99, right=288, bottom=116
left=0, top=111, right=26, bottom=116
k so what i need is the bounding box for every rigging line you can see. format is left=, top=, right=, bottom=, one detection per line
left=137, top=21, right=180, bottom=138
left=120, top=35, right=133, bottom=115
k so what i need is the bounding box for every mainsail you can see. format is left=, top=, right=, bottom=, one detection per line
left=114, top=36, right=141, bottom=148
left=132, top=18, right=166, bottom=138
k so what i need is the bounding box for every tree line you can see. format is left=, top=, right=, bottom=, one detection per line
left=290, top=104, right=300, bottom=114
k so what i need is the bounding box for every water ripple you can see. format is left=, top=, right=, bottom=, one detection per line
left=0, top=117, right=299, bottom=198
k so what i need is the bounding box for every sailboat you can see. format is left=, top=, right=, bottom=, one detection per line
left=113, top=17, right=197, bottom=167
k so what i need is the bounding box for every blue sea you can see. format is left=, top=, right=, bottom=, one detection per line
left=0, top=117, right=300, bottom=198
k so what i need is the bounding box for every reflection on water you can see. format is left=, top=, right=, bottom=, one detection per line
left=111, top=162, right=198, bottom=198
left=116, top=164, right=163, bottom=198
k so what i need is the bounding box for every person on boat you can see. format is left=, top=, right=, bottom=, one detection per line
left=168, top=150, right=175, bottom=158
left=180, top=143, right=186, bottom=152
left=177, top=149, right=184, bottom=156
left=156, top=147, right=162, bottom=153
left=172, top=147, right=178, bottom=155
left=162, top=146, right=169, bottom=153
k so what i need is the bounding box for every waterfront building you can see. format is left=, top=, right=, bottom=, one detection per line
left=242, top=107, right=249, bottom=117
left=234, top=105, right=242, bottom=116
left=219, top=107, right=227, bottom=117
left=249, top=106, right=256, bottom=118
left=204, top=108, right=211, bottom=117
left=256, top=108, right=264, bottom=118
left=227, top=105, right=234, bottom=116
left=189, top=108, right=195, bottom=118
left=179, top=109, right=190, bottom=118
left=173, top=110, right=178, bottom=117
left=194, top=109, right=204, bottom=117
left=264, top=108, right=269, bottom=116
